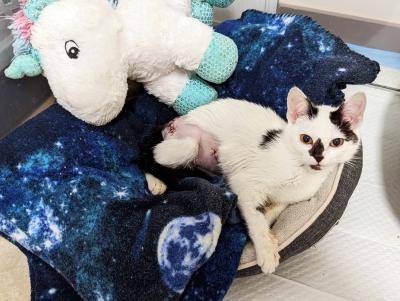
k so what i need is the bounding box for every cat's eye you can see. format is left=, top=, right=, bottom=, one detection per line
left=330, top=138, right=344, bottom=147
left=65, top=40, right=80, bottom=59
left=300, top=134, right=313, bottom=145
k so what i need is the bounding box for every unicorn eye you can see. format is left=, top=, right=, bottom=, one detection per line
left=65, top=40, right=80, bottom=59
left=330, top=138, right=344, bottom=147
left=300, top=134, right=313, bottom=145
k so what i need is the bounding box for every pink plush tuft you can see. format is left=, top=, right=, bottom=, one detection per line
left=11, top=9, right=33, bottom=41
left=19, top=0, right=29, bottom=7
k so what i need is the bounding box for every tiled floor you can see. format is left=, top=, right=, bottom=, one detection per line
left=225, top=69, right=400, bottom=300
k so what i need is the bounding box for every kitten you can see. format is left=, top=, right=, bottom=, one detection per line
left=140, top=87, right=366, bottom=273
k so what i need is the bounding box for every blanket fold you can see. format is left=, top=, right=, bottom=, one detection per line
left=0, top=10, right=379, bottom=301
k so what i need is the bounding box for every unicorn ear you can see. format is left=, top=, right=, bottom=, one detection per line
left=4, top=54, right=42, bottom=79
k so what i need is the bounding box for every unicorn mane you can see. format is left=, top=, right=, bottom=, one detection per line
left=4, top=0, right=57, bottom=78
left=10, top=0, right=57, bottom=56
left=9, top=9, right=33, bottom=56
left=5, top=0, right=119, bottom=79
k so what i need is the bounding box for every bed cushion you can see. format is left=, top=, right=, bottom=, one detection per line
left=0, top=236, right=30, bottom=301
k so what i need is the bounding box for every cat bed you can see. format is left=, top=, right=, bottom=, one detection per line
left=0, top=10, right=379, bottom=300
left=237, top=148, right=362, bottom=275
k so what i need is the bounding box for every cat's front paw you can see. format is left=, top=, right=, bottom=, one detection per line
left=255, top=233, right=280, bottom=274
left=145, top=173, right=167, bottom=195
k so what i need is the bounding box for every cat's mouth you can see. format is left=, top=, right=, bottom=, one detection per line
left=310, top=164, right=322, bottom=171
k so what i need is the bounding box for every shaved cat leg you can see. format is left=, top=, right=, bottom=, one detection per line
left=236, top=192, right=280, bottom=274
left=138, top=126, right=214, bottom=190
left=154, top=137, right=199, bottom=168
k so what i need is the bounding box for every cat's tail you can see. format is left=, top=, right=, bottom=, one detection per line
left=153, top=138, right=198, bottom=168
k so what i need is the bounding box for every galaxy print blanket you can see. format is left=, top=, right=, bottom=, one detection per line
left=0, top=10, right=379, bottom=301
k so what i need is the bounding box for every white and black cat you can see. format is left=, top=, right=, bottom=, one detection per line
left=139, top=87, right=366, bottom=273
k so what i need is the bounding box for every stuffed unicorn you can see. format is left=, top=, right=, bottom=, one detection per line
left=5, top=0, right=238, bottom=125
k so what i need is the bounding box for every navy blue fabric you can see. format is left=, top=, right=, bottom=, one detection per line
left=0, top=11, right=379, bottom=301
left=215, top=11, right=380, bottom=118
left=0, top=97, right=240, bottom=301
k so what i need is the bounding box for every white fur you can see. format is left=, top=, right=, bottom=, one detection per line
left=31, top=0, right=214, bottom=125
left=154, top=137, right=199, bottom=168
left=145, top=70, right=191, bottom=105
left=32, top=0, right=128, bottom=125
left=153, top=90, right=366, bottom=274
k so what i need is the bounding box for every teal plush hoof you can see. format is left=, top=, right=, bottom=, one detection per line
left=196, top=32, right=238, bottom=84
left=173, top=75, right=217, bottom=115
left=204, top=0, right=235, bottom=8
left=192, top=0, right=214, bottom=26
left=4, top=53, right=42, bottom=79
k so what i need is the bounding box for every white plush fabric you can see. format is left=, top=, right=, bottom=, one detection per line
left=31, top=0, right=214, bottom=125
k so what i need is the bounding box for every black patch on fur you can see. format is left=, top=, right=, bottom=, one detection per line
left=256, top=199, right=273, bottom=214
left=330, top=105, right=359, bottom=142
left=306, top=98, right=319, bottom=119
left=309, top=138, right=324, bottom=162
left=260, top=129, right=282, bottom=148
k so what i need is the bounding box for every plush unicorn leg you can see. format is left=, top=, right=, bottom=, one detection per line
left=145, top=70, right=217, bottom=115
left=144, top=14, right=236, bottom=114
left=167, top=0, right=192, bottom=16
left=191, top=0, right=214, bottom=25
left=191, top=0, right=236, bottom=25
left=145, top=70, right=192, bottom=106
left=166, top=15, right=237, bottom=84
left=205, top=0, right=235, bottom=7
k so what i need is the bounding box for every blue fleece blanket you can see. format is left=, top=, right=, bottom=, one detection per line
left=0, top=11, right=379, bottom=301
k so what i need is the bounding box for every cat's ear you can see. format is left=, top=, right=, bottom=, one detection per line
left=287, top=87, right=311, bottom=124
left=342, top=92, right=367, bottom=129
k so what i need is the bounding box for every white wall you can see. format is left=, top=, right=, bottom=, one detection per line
left=214, top=0, right=278, bottom=23
left=280, top=0, right=400, bottom=26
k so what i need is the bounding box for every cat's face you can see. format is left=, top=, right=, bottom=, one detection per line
left=285, top=87, right=366, bottom=171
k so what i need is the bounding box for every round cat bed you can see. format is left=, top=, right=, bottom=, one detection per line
left=237, top=147, right=363, bottom=276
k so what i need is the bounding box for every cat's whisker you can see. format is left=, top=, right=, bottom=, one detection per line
left=346, top=158, right=362, bottom=164
left=344, top=160, right=358, bottom=169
